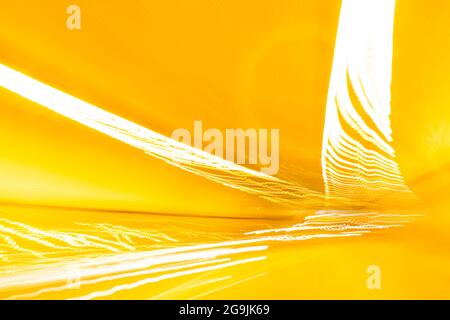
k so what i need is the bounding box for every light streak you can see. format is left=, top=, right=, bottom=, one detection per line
left=0, top=208, right=416, bottom=299
left=0, top=243, right=268, bottom=290
left=0, top=218, right=148, bottom=255
left=0, top=63, right=320, bottom=206
left=321, top=0, right=416, bottom=203
left=245, top=210, right=418, bottom=236
left=71, top=256, right=267, bottom=300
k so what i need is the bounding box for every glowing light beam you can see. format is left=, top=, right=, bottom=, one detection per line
left=321, top=0, right=416, bottom=204
left=0, top=63, right=320, bottom=206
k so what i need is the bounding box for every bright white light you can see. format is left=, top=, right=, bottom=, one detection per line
left=321, top=0, right=415, bottom=202
left=0, top=64, right=320, bottom=206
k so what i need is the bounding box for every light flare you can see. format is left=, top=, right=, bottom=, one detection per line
left=321, top=0, right=416, bottom=203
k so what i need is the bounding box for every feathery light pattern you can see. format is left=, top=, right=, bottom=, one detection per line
left=321, top=0, right=414, bottom=204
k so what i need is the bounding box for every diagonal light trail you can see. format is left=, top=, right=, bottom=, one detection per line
left=0, top=63, right=321, bottom=206
left=0, top=208, right=415, bottom=299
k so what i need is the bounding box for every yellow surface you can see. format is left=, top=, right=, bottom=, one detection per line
left=0, top=0, right=449, bottom=299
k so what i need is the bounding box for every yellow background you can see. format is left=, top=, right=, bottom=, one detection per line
left=0, top=0, right=449, bottom=299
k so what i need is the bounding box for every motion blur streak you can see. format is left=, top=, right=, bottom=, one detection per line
left=245, top=211, right=418, bottom=236
left=0, top=209, right=413, bottom=299
left=321, top=0, right=414, bottom=204
left=0, top=64, right=320, bottom=206
left=71, top=256, right=267, bottom=300
left=8, top=259, right=233, bottom=300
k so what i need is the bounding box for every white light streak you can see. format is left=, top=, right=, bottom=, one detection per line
left=0, top=64, right=320, bottom=206
left=321, top=0, right=415, bottom=203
